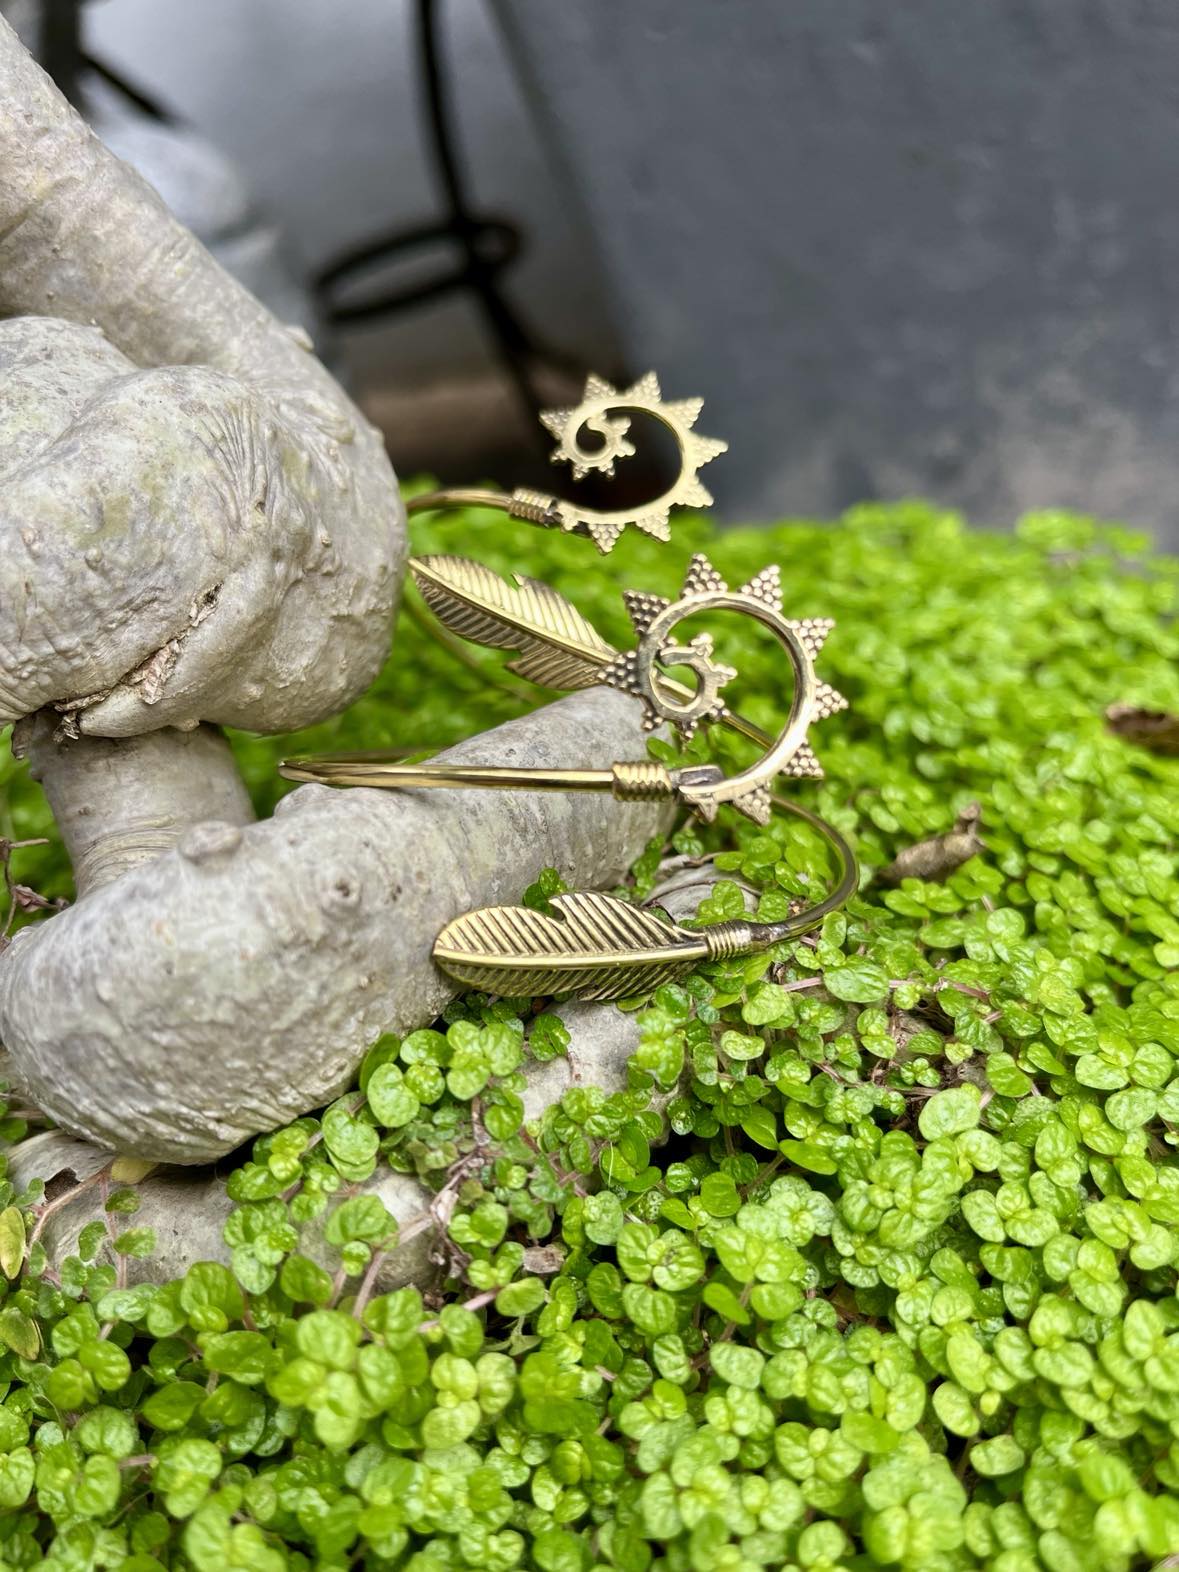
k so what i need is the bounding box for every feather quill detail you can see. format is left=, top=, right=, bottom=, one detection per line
left=410, top=553, right=772, bottom=751
left=433, top=890, right=714, bottom=1001
left=410, top=555, right=615, bottom=690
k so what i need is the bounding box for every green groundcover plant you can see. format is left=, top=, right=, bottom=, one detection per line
left=0, top=500, right=1177, bottom=1572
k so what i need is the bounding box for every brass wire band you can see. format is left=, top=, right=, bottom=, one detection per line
left=278, top=758, right=617, bottom=793
left=695, top=797, right=858, bottom=955
left=277, top=758, right=858, bottom=938
left=406, top=488, right=514, bottom=518
left=407, top=487, right=568, bottom=533
left=407, top=487, right=566, bottom=531
left=766, top=793, right=859, bottom=934
left=279, top=756, right=678, bottom=807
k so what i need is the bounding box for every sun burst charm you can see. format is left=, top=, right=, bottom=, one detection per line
left=599, top=553, right=848, bottom=822
left=540, top=373, right=636, bottom=478
left=601, top=625, right=738, bottom=741
left=536, top=372, right=728, bottom=552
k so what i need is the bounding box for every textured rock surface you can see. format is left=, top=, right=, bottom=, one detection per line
left=0, top=689, right=671, bottom=1162
left=15, top=718, right=255, bottom=897
left=0, top=24, right=676, bottom=1176
left=0, top=21, right=403, bottom=736
left=5, top=967, right=679, bottom=1291
left=2, top=869, right=726, bottom=1288
left=7, top=1131, right=436, bottom=1295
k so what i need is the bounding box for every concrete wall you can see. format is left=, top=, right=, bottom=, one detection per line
left=83, top=1, right=1179, bottom=542
left=495, top=1, right=1179, bottom=544
left=86, top=0, right=620, bottom=387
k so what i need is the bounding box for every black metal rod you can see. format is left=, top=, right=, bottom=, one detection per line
left=416, top=0, right=547, bottom=430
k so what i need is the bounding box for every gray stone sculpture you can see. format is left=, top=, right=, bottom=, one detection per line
left=0, top=14, right=668, bottom=1207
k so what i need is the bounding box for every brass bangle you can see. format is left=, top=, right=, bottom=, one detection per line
left=283, top=552, right=848, bottom=828
left=277, top=753, right=856, bottom=929
left=279, top=370, right=861, bottom=999
left=430, top=792, right=858, bottom=1002
left=276, top=739, right=857, bottom=1002
left=403, top=374, right=761, bottom=750
left=407, top=551, right=774, bottom=753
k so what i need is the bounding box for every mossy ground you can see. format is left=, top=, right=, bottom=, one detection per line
left=0, top=501, right=1176, bottom=1571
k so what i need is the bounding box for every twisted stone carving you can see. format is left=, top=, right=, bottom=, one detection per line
left=0, top=21, right=669, bottom=1165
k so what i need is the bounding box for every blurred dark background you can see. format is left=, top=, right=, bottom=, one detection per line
left=10, top=0, right=1179, bottom=545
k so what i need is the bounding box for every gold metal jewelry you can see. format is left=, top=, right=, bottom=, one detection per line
left=281, top=553, right=847, bottom=827
left=408, top=554, right=772, bottom=751
left=277, top=373, right=860, bottom=999
left=601, top=554, right=848, bottom=802
left=407, top=371, right=727, bottom=552
left=432, top=796, right=856, bottom=1001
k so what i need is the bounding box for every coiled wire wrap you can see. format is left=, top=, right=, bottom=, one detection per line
left=702, top=922, right=757, bottom=960
left=611, top=760, right=677, bottom=800
left=509, top=489, right=564, bottom=527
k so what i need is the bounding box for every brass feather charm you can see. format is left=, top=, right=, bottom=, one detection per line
left=410, top=554, right=771, bottom=751
left=432, top=842, right=858, bottom=1001
left=433, top=890, right=714, bottom=1001
left=410, top=555, right=615, bottom=690
left=285, top=376, right=861, bottom=999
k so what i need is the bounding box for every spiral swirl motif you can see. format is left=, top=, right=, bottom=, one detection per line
left=598, top=553, right=848, bottom=824
left=536, top=373, right=729, bottom=552
left=610, top=759, right=677, bottom=800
